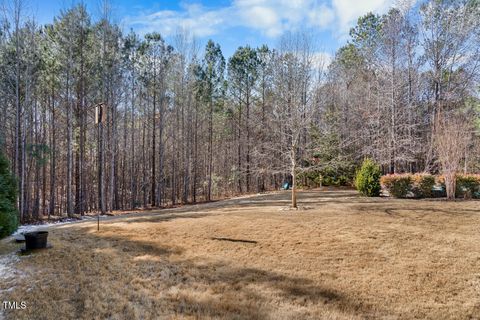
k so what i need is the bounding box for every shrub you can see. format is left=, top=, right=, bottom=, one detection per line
left=436, top=175, right=445, bottom=187
left=380, top=174, right=412, bottom=198
left=455, top=174, right=480, bottom=199
left=320, top=166, right=356, bottom=186
left=379, top=173, right=480, bottom=199
left=411, top=174, right=435, bottom=198
left=321, top=174, right=351, bottom=187
left=437, top=174, right=480, bottom=199
left=297, top=166, right=355, bottom=188
left=0, top=150, right=18, bottom=238
left=355, top=159, right=381, bottom=197
left=435, top=176, right=448, bottom=198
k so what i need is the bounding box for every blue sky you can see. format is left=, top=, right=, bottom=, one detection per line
left=29, top=0, right=400, bottom=60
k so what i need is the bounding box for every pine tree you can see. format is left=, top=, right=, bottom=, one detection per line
left=0, top=147, right=19, bottom=238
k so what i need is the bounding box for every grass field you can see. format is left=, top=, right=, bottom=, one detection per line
left=1, top=188, right=480, bottom=319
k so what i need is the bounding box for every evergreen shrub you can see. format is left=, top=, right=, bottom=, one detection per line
left=355, top=159, right=381, bottom=197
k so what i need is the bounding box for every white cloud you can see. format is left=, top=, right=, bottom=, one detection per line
left=309, top=4, right=335, bottom=28
left=124, top=3, right=231, bottom=37
left=332, top=0, right=395, bottom=32
left=237, top=4, right=281, bottom=37
left=123, top=0, right=401, bottom=39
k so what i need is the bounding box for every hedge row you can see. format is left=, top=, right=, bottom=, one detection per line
left=441, top=174, right=480, bottom=198
left=380, top=173, right=480, bottom=199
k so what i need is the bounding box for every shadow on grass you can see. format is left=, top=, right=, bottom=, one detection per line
left=1, top=223, right=388, bottom=320
left=78, top=229, right=383, bottom=319
left=119, top=212, right=212, bottom=224
left=96, top=189, right=365, bottom=222
left=6, top=189, right=480, bottom=319
left=211, top=237, right=258, bottom=244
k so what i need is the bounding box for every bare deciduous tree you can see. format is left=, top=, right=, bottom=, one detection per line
left=434, top=112, right=473, bottom=199
left=256, top=32, right=318, bottom=208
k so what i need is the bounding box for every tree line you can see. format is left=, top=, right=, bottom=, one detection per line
left=0, top=0, right=479, bottom=221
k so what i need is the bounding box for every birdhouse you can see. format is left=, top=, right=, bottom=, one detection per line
left=95, top=104, right=106, bottom=124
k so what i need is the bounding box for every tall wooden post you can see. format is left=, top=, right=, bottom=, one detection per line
left=96, top=103, right=106, bottom=231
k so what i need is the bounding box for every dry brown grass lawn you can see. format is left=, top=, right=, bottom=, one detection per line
left=1, top=188, right=480, bottom=319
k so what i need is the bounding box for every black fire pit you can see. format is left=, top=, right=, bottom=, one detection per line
left=24, top=231, right=49, bottom=250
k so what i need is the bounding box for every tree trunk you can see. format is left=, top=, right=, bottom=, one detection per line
left=151, top=81, right=157, bottom=207
left=66, top=68, right=73, bottom=217
left=445, top=172, right=456, bottom=200
left=49, top=86, right=56, bottom=218
left=130, top=66, right=136, bottom=209
left=291, top=146, right=297, bottom=208
left=207, top=95, right=213, bottom=202
left=98, top=120, right=106, bottom=215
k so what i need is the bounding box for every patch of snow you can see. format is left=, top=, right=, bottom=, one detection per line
left=13, top=215, right=108, bottom=236
left=0, top=254, right=20, bottom=281
left=0, top=253, right=24, bottom=320
left=13, top=224, right=44, bottom=236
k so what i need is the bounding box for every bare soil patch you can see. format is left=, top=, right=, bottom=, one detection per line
left=1, top=189, right=480, bottom=319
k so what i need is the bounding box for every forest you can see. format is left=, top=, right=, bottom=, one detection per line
left=0, top=0, right=479, bottom=222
